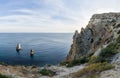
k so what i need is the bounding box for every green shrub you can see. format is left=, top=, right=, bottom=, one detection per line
left=60, top=61, right=69, bottom=66
left=79, top=56, right=89, bottom=64
left=90, top=75, right=99, bottom=78
left=116, top=24, right=120, bottom=28
left=107, top=43, right=117, bottom=49
left=66, top=56, right=89, bottom=67
left=73, top=62, right=114, bottom=78
left=66, top=62, right=73, bottom=67
left=99, top=43, right=118, bottom=62
left=89, top=42, right=118, bottom=64
left=63, top=60, right=80, bottom=67
left=39, top=69, right=56, bottom=76
left=96, top=38, right=102, bottom=45
left=31, top=66, right=37, bottom=69
left=48, top=64, right=51, bottom=67
left=101, top=47, right=117, bottom=57
left=116, top=35, right=120, bottom=43
left=117, top=30, right=120, bottom=34
left=89, top=56, right=101, bottom=64
left=0, top=74, right=13, bottom=78
left=0, top=62, right=8, bottom=66
left=61, top=56, right=89, bottom=67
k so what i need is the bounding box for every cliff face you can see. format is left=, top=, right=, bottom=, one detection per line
left=66, top=13, right=120, bottom=61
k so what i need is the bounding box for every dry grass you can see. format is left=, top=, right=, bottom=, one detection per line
left=73, top=62, right=114, bottom=78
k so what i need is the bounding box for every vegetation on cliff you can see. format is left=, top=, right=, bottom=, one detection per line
left=39, top=69, right=56, bottom=76
left=73, top=62, right=114, bottom=78
left=0, top=73, right=13, bottom=78
left=71, top=35, right=119, bottom=77
left=116, top=35, right=120, bottom=43
left=66, top=13, right=120, bottom=62
left=61, top=56, right=89, bottom=67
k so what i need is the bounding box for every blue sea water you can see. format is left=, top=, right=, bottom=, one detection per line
left=0, top=33, right=73, bottom=66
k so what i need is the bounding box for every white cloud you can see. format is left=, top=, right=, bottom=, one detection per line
left=0, top=0, right=120, bottom=32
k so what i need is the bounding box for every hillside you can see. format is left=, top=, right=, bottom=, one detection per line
left=66, top=12, right=120, bottom=61
left=63, top=12, right=120, bottom=78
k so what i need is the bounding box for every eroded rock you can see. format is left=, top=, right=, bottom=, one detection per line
left=66, top=13, right=120, bottom=61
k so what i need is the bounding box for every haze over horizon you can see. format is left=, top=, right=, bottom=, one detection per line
left=0, top=0, right=120, bottom=33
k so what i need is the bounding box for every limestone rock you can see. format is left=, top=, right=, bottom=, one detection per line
left=66, top=12, right=120, bottom=61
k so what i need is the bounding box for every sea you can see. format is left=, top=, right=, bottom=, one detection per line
left=0, top=33, right=73, bottom=66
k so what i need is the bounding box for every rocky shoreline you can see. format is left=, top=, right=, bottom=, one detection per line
left=1, top=62, right=120, bottom=78
left=0, top=63, right=86, bottom=78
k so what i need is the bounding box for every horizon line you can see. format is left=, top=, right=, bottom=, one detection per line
left=0, top=32, right=74, bottom=33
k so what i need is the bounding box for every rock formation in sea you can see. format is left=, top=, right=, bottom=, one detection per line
left=66, top=13, right=120, bottom=61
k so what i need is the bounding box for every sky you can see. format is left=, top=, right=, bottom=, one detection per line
left=0, top=0, right=120, bottom=33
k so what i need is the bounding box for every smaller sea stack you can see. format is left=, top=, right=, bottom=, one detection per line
left=30, top=49, right=35, bottom=55
left=16, top=43, right=21, bottom=52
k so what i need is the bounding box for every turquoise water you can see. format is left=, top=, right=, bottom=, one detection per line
left=0, top=33, right=73, bottom=66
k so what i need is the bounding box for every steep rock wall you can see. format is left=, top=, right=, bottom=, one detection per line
left=66, top=13, right=120, bottom=61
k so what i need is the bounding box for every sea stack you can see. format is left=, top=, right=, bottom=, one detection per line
left=16, top=43, right=21, bottom=52
left=30, top=49, right=35, bottom=55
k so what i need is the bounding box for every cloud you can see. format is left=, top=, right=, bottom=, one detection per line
left=0, top=0, right=120, bottom=32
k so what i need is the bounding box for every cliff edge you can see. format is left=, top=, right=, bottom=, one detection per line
left=66, top=13, right=120, bottom=61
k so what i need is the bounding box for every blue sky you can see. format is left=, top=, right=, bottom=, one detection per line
left=0, top=0, right=120, bottom=32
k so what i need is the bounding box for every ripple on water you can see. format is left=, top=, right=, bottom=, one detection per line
left=0, top=33, right=73, bottom=66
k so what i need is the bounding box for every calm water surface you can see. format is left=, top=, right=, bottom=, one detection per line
left=0, top=33, right=73, bottom=66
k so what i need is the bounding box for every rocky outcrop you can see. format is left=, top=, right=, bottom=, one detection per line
left=66, top=13, right=120, bottom=61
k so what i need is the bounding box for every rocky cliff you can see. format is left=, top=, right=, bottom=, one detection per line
left=66, top=13, right=120, bottom=61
